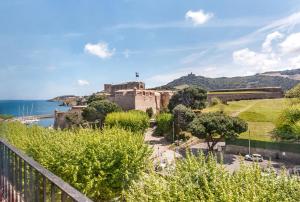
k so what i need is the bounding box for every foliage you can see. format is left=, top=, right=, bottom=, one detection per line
left=0, top=122, right=151, bottom=201
left=160, top=73, right=299, bottom=91
left=105, top=110, right=149, bottom=133
left=274, top=105, right=300, bottom=141
left=156, top=113, right=173, bottom=137
left=146, top=107, right=154, bottom=118
left=87, top=93, right=107, bottom=104
left=125, top=153, right=300, bottom=201
left=82, top=100, right=122, bottom=126
left=168, top=86, right=207, bottom=111
left=0, top=114, right=14, bottom=120
left=188, top=112, right=248, bottom=151
left=285, top=83, right=300, bottom=98
left=178, top=131, right=192, bottom=141
left=210, top=97, right=222, bottom=106
left=172, top=104, right=196, bottom=134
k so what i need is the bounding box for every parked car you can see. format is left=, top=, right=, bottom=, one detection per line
left=245, top=154, right=263, bottom=162
left=290, top=166, right=300, bottom=176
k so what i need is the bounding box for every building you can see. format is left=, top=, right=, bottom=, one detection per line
left=104, top=81, right=145, bottom=95
left=54, top=81, right=173, bottom=129
left=105, top=82, right=173, bottom=114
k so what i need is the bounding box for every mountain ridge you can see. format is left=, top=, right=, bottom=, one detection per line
left=157, top=69, right=300, bottom=91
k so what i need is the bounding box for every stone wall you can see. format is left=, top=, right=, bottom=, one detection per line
left=108, top=89, right=173, bottom=114
left=207, top=87, right=284, bottom=103
left=225, top=144, right=300, bottom=164
left=108, top=91, right=136, bottom=111
left=104, top=82, right=145, bottom=94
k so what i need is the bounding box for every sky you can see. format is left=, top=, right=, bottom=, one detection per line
left=1, top=0, right=300, bottom=99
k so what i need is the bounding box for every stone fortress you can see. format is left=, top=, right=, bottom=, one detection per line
left=54, top=81, right=173, bottom=129
left=54, top=80, right=284, bottom=129
left=105, top=81, right=173, bottom=114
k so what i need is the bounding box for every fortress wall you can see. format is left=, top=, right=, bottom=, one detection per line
left=109, top=92, right=136, bottom=111
left=135, top=92, right=160, bottom=114
left=207, top=91, right=283, bottom=103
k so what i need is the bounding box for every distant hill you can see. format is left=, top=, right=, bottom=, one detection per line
left=157, top=70, right=300, bottom=91
left=261, top=69, right=300, bottom=80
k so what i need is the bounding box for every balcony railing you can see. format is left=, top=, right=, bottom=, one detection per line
left=0, top=139, right=93, bottom=202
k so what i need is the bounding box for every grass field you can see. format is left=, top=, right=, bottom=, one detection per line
left=203, top=98, right=290, bottom=141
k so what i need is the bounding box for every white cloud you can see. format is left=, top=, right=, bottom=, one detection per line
left=233, top=48, right=280, bottom=72
left=185, top=10, right=213, bottom=26
left=78, top=79, right=90, bottom=86
left=262, top=31, right=284, bottom=52
left=84, top=42, right=115, bottom=59
left=219, top=11, right=300, bottom=49
left=279, top=32, right=300, bottom=54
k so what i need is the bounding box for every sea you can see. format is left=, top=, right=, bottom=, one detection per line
left=0, top=100, right=70, bottom=127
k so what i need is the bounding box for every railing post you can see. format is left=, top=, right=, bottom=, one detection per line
left=0, top=139, right=93, bottom=202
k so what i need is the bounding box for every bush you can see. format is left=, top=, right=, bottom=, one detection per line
left=274, top=105, right=300, bottom=141
left=105, top=110, right=150, bottom=133
left=82, top=100, right=122, bottom=126
left=156, top=113, right=173, bottom=136
left=146, top=107, right=154, bottom=118
left=0, top=122, right=151, bottom=201
left=210, top=97, right=222, bottom=106
left=178, top=131, right=192, bottom=141
left=125, top=153, right=300, bottom=201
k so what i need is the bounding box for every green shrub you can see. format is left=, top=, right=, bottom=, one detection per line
left=82, top=100, right=122, bottom=127
left=125, top=153, right=300, bottom=201
left=178, top=131, right=192, bottom=141
left=105, top=110, right=149, bottom=133
left=0, top=114, right=14, bottom=120
left=210, top=97, right=222, bottom=106
left=156, top=113, right=173, bottom=136
left=0, top=122, right=151, bottom=201
left=274, top=105, right=300, bottom=141
left=146, top=107, right=154, bottom=118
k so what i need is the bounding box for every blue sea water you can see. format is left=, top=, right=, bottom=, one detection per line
left=0, top=100, right=70, bottom=127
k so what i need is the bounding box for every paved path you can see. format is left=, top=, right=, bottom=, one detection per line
left=144, top=128, right=181, bottom=164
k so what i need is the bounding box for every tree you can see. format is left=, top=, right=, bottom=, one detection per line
left=168, top=86, right=207, bottom=111
left=274, top=105, right=300, bottom=141
left=87, top=93, right=107, bottom=104
left=172, top=104, right=196, bottom=134
left=82, top=100, right=122, bottom=126
left=188, top=112, right=247, bottom=151
left=285, top=83, right=300, bottom=98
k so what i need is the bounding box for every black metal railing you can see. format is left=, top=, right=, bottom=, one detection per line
left=0, top=139, right=93, bottom=202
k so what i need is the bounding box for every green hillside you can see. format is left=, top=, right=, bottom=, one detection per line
left=203, top=98, right=290, bottom=141
left=159, top=73, right=299, bottom=91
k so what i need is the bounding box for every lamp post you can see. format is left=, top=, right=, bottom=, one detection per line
left=248, top=130, right=251, bottom=155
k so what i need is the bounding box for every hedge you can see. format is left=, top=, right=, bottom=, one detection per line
left=0, top=122, right=151, bottom=201
left=156, top=113, right=173, bottom=136
left=105, top=110, right=149, bottom=133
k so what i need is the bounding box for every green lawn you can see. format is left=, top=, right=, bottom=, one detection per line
left=203, top=98, right=290, bottom=141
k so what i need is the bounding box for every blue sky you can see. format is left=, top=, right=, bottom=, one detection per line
left=1, top=0, right=300, bottom=99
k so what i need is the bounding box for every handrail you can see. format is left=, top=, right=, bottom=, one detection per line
left=0, top=138, right=93, bottom=202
